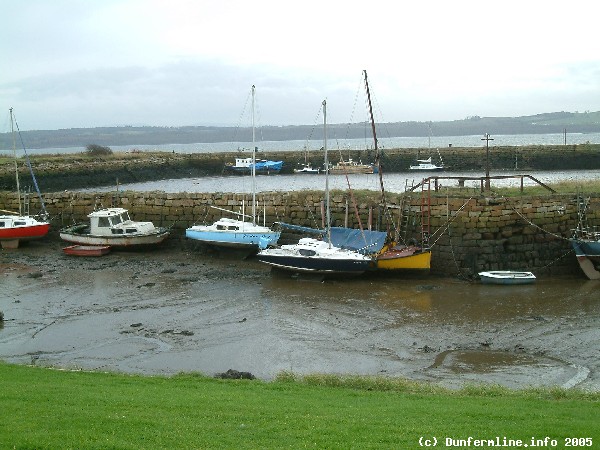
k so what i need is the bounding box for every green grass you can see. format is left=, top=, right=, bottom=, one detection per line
left=0, top=363, right=598, bottom=449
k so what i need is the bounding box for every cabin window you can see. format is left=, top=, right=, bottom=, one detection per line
left=111, top=229, right=124, bottom=234
left=98, top=217, right=110, bottom=227
left=111, top=215, right=122, bottom=225
left=228, top=226, right=239, bottom=231
left=216, top=225, right=225, bottom=230
left=0, top=222, right=5, bottom=227
left=299, top=249, right=316, bottom=257
left=121, top=212, right=130, bottom=222
left=126, top=228, right=137, bottom=234
left=15, top=222, right=26, bottom=226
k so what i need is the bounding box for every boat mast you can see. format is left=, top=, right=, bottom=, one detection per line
left=10, top=108, right=22, bottom=215
left=363, top=70, right=386, bottom=208
left=323, top=99, right=331, bottom=247
left=251, top=85, right=256, bottom=226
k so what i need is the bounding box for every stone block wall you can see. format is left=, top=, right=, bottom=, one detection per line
left=2, top=189, right=596, bottom=278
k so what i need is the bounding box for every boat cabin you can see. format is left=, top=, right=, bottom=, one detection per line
left=216, top=223, right=240, bottom=231
left=212, top=218, right=244, bottom=232
left=88, top=208, right=157, bottom=236
left=0, top=215, right=37, bottom=228
left=233, top=157, right=253, bottom=168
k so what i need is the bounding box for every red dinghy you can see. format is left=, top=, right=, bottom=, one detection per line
left=63, top=245, right=111, bottom=257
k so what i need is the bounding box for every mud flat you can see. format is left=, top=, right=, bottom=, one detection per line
left=1, top=239, right=599, bottom=391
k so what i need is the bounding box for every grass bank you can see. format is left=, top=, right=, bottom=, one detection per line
left=1, top=363, right=598, bottom=448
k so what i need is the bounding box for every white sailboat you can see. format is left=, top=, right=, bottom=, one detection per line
left=293, top=146, right=320, bottom=174
left=0, top=108, right=50, bottom=249
left=409, top=123, right=444, bottom=171
left=256, top=100, right=374, bottom=275
left=409, top=156, right=444, bottom=171
left=186, top=86, right=281, bottom=251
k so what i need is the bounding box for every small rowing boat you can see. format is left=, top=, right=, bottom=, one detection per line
left=478, top=271, right=536, bottom=285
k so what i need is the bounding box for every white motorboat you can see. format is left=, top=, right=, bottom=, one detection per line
left=60, top=208, right=170, bottom=247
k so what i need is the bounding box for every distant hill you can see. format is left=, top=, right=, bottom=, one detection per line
left=2, top=111, right=599, bottom=149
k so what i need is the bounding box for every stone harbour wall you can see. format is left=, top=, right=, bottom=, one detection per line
left=2, top=189, right=598, bottom=277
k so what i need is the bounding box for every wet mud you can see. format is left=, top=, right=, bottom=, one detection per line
left=1, top=240, right=599, bottom=391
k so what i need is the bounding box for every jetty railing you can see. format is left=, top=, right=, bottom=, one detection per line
left=408, top=175, right=556, bottom=193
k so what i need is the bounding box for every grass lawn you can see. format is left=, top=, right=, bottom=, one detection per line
left=1, top=363, right=598, bottom=449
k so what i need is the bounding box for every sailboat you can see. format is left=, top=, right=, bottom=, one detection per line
left=0, top=108, right=50, bottom=249
left=185, top=86, right=281, bottom=251
left=293, top=146, right=320, bottom=174
left=409, top=123, right=444, bottom=171
left=409, top=156, right=444, bottom=171
left=360, top=70, right=431, bottom=272
left=256, top=100, right=374, bottom=275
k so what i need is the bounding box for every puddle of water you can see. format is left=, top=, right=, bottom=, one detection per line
left=425, top=349, right=588, bottom=390
left=432, top=350, right=540, bottom=373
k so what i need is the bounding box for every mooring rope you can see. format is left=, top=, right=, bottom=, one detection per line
left=429, top=196, right=474, bottom=247
left=495, top=192, right=575, bottom=242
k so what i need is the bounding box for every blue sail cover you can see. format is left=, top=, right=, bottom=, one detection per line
left=276, top=223, right=387, bottom=255
left=327, top=227, right=387, bottom=255
left=254, top=160, right=283, bottom=171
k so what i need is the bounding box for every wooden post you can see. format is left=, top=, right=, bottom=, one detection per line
left=345, top=198, right=349, bottom=228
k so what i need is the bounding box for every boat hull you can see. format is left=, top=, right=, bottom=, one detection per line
left=0, top=220, right=50, bottom=249
left=0, top=223, right=50, bottom=241
left=329, top=166, right=374, bottom=174
left=186, top=229, right=280, bottom=250
left=409, top=166, right=444, bottom=171
left=60, top=224, right=170, bottom=247
left=375, top=249, right=431, bottom=271
left=257, top=253, right=373, bottom=275
left=478, top=271, right=536, bottom=285
left=293, top=168, right=320, bottom=174
left=63, top=245, right=111, bottom=256
left=572, top=240, right=600, bottom=279
left=226, top=167, right=282, bottom=175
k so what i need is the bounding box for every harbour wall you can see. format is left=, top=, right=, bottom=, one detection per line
left=2, top=189, right=597, bottom=278
left=2, top=143, right=600, bottom=192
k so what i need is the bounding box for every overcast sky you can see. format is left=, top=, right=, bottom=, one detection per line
left=1, top=0, right=599, bottom=131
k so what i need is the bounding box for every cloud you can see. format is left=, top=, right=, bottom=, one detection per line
left=2, top=0, right=599, bottom=130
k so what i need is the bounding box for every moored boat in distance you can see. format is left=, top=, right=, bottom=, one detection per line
left=329, top=158, right=376, bottom=174
left=293, top=163, right=320, bottom=174
left=478, top=271, right=536, bottom=285
left=59, top=208, right=170, bottom=247
left=409, top=156, right=444, bottom=171
left=225, top=156, right=283, bottom=174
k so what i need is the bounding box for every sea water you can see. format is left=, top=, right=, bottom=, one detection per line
left=12, top=132, right=600, bottom=155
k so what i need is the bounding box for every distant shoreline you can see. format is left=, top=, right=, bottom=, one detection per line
left=2, top=110, right=600, bottom=150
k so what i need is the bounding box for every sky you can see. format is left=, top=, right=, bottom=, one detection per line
left=1, top=0, right=599, bottom=131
